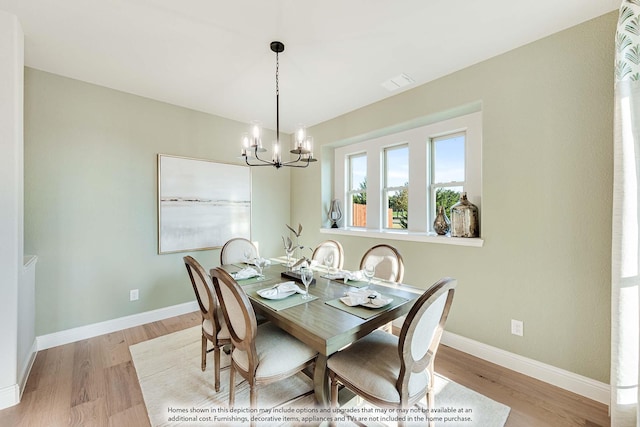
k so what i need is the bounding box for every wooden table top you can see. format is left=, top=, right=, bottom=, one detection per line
left=224, top=262, right=422, bottom=356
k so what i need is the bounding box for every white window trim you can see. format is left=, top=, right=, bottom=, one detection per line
left=383, top=145, right=409, bottom=230
left=346, top=152, right=367, bottom=229
left=332, top=111, right=483, bottom=246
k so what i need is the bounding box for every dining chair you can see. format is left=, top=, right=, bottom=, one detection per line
left=183, top=256, right=231, bottom=392
left=210, top=267, right=318, bottom=419
left=311, top=240, right=344, bottom=270
left=327, top=277, right=456, bottom=427
left=220, top=237, right=258, bottom=265
left=359, top=243, right=405, bottom=283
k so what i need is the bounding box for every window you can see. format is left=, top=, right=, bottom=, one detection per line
left=347, top=153, right=367, bottom=227
left=430, top=132, right=465, bottom=227
left=332, top=111, right=482, bottom=244
left=384, top=145, right=409, bottom=229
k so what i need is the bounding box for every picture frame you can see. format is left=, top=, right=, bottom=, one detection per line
left=157, top=154, right=251, bottom=254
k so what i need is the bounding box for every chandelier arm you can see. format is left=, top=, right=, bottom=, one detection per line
left=245, top=157, right=276, bottom=167
left=282, top=161, right=310, bottom=168
left=250, top=148, right=279, bottom=165
left=283, top=157, right=311, bottom=167
left=281, top=154, right=305, bottom=165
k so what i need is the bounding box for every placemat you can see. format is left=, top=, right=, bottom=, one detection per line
left=327, top=277, right=371, bottom=288
left=248, top=289, right=318, bottom=311
left=236, top=275, right=273, bottom=285
left=325, top=294, right=408, bottom=319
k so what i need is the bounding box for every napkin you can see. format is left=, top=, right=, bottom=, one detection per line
left=330, top=269, right=364, bottom=282
left=342, top=289, right=389, bottom=307
left=231, top=267, right=259, bottom=280
left=257, top=281, right=302, bottom=298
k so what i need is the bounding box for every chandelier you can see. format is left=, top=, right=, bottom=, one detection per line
left=241, top=41, right=317, bottom=169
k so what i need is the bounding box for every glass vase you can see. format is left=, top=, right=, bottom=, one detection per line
left=433, top=205, right=451, bottom=235
left=450, top=192, right=479, bottom=237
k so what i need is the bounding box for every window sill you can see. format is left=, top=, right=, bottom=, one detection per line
left=319, top=227, right=484, bottom=247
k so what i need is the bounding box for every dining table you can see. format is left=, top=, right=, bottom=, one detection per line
left=220, top=260, right=422, bottom=406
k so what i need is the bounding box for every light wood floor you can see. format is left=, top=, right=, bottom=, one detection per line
left=0, top=311, right=609, bottom=426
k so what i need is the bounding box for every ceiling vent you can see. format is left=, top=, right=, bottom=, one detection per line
left=381, top=73, right=415, bottom=91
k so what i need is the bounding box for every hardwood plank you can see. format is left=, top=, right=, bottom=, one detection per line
left=98, top=331, right=130, bottom=368
left=104, top=361, right=144, bottom=416
left=69, top=397, right=108, bottom=427
left=142, top=320, right=170, bottom=340
left=160, top=310, right=199, bottom=334
left=122, top=324, right=150, bottom=347
left=70, top=338, right=106, bottom=407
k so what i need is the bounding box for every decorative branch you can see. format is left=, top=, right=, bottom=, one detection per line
left=283, top=223, right=312, bottom=268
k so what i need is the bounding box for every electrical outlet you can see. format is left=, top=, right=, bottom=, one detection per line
left=130, top=289, right=139, bottom=301
left=511, top=319, right=523, bottom=336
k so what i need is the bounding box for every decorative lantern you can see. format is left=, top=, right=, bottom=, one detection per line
left=328, top=199, right=343, bottom=228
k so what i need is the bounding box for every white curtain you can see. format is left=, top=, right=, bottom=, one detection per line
left=613, top=1, right=640, bottom=425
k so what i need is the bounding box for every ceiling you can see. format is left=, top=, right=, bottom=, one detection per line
left=0, top=0, right=619, bottom=133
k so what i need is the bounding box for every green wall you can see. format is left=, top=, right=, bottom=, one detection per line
left=292, top=12, right=615, bottom=383
left=24, top=69, right=290, bottom=335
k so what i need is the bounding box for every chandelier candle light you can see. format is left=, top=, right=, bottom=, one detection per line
left=241, top=41, right=317, bottom=169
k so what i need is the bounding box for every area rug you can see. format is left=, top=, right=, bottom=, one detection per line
left=130, top=326, right=510, bottom=426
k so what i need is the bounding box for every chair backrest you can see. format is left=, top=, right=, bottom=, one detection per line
left=396, top=277, right=456, bottom=404
left=184, top=256, right=223, bottom=335
left=220, top=238, right=258, bottom=265
left=311, top=240, right=344, bottom=269
left=210, top=268, right=259, bottom=371
left=359, top=244, right=405, bottom=283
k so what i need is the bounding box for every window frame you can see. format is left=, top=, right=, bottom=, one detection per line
left=332, top=111, right=482, bottom=245
left=346, top=152, right=367, bottom=228
left=383, top=144, right=409, bottom=230
left=429, top=131, right=466, bottom=228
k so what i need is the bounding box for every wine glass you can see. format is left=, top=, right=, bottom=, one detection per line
left=323, top=253, right=334, bottom=277
left=285, top=246, right=295, bottom=270
left=300, top=267, right=313, bottom=300
left=363, top=263, right=375, bottom=285
left=255, top=257, right=267, bottom=281
left=243, top=249, right=253, bottom=264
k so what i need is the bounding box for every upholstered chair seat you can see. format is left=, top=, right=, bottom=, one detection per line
left=326, top=330, right=428, bottom=403
left=232, top=322, right=317, bottom=381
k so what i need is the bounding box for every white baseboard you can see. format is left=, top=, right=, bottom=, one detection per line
left=0, top=384, right=19, bottom=411
left=18, top=339, right=37, bottom=399
left=36, top=301, right=199, bottom=351
left=441, top=331, right=610, bottom=405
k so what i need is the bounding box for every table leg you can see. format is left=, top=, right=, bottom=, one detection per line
left=313, top=354, right=330, bottom=407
